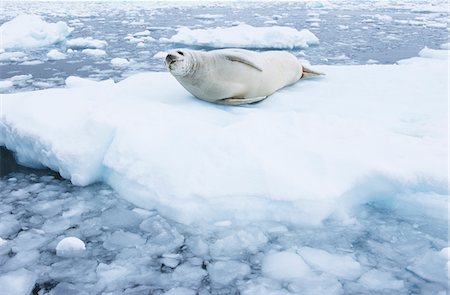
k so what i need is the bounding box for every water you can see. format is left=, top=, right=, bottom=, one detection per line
left=0, top=1, right=448, bottom=294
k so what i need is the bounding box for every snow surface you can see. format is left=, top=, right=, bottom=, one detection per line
left=160, top=23, right=319, bottom=49
left=0, top=49, right=447, bottom=226
left=0, top=14, right=73, bottom=50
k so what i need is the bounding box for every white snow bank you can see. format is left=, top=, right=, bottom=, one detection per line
left=0, top=49, right=447, bottom=225
left=0, top=14, right=73, bottom=49
left=161, top=23, right=319, bottom=49
left=66, top=37, right=107, bottom=49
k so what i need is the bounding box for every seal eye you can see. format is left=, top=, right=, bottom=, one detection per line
left=177, top=51, right=184, bottom=56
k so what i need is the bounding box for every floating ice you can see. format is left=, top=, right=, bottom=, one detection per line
left=0, top=14, right=73, bottom=49
left=207, top=260, right=251, bottom=285
left=262, top=251, right=310, bottom=280
left=0, top=49, right=447, bottom=226
left=56, top=237, right=86, bottom=257
left=298, top=247, right=362, bottom=280
left=47, top=49, right=67, bottom=60
left=82, top=48, right=107, bottom=57
left=66, top=37, right=107, bottom=49
left=0, top=268, right=37, bottom=295
left=110, top=57, right=130, bottom=66
left=358, top=269, right=404, bottom=290
left=0, top=51, right=27, bottom=62
left=0, top=80, right=13, bottom=90
left=161, top=23, right=319, bottom=49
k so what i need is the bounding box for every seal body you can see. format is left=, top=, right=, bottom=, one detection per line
left=165, top=48, right=322, bottom=105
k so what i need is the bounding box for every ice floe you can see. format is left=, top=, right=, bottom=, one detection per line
left=66, top=37, right=107, bottom=49
left=160, top=23, right=319, bottom=49
left=1, top=48, right=447, bottom=227
left=0, top=14, right=73, bottom=50
left=47, top=49, right=67, bottom=60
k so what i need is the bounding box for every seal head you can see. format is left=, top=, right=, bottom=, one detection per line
left=165, top=49, right=196, bottom=77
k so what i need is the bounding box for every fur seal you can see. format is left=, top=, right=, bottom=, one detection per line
left=165, top=48, right=323, bottom=105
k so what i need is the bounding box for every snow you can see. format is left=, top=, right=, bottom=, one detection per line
left=0, top=268, right=37, bottom=295
left=262, top=251, right=311, bottom=280
left=0, top=14, right=73, bottom=50
left=82, top=48, right=106, bottom=57
left=0, top=49, right=447, bottom=226
left=55, top=236, right=86, bottom=257
left=160, top=23, right=319, bottom=49
left=66, top=37, right=107, bottom=49
left=110, top=57, right=130, bottom=66
left=47, top=49, right=67, bottom=60
left=163, top=287, right=196, bottom=295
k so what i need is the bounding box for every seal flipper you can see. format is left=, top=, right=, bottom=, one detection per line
left=301, top=65, right=325, bottom=79
left=221, top=53, right=263, bottom=72
left=216, top=96, right=267, bottom=106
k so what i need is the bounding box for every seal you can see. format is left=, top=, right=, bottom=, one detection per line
left=165, top=48, right=323, bottom=105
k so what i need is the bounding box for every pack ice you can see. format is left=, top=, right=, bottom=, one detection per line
left=0, top=48, right=447, bottom=227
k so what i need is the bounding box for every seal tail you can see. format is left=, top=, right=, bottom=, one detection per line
left=301, top=65, right=325, bottom=79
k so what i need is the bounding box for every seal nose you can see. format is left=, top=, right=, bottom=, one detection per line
left=165, top=54, right=176, bottom=64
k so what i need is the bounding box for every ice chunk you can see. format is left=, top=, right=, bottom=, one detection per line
left=139, top=215, right=184, bottom=255
left=47, top=49, right=67, bottom=60
left=0, top=14, right=73, bottom=49
left=0, top=80, right=13, bottom=90
left=161, top=23, right=319, bottom=49
left=161, top=253, right=182, bottom=268
left=297, top=247, right=362, bottom=280
left=0, top=51, right=27, bottom=62
left=103, top=230, right=145, bottom=250
left=100, top=207, right=143, bottom=229
left=56, top=237, right=86, bottom=257
left=82, top=49, right=107, bottom=57
left=111, top=57, right=130, bottom=66
left=171, top=263, right=207, bottom=288
left=2, top=250, right=40, bottom=271
left=358, top=269, right=404, bottom=290
left=207, top=260, right=251, bottom=285
left=0, top=268, right=37, bottom=295
left=12, top=230, right=48, bottom=252
left=407, top=250, right=448, bottom=284
left=210, top=228, right=268, bottom=259
left=66, top=37, right=107, bottom=49
left=418, top=46, right=448, bottom=60
left=163, top=287, right=196, bottom=295
left=262, top=251, right=310, bottom=280
left=152, top=51, right=167, bottom=59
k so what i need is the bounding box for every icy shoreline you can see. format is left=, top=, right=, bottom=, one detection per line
left=1, top=49, right=447, bottom=226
